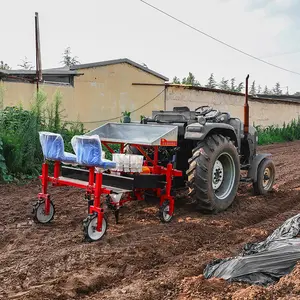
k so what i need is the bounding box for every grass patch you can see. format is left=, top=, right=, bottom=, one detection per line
left=256, top=119, right=300, bottom=145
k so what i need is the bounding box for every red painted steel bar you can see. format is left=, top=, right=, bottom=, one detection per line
left=41, top=163, right=50, bottom=215
left=120, top=143, right=124, bottom=153
left=41, top=163, right=48, bottom=195
left=132, top=144, right=154, bottom=165
left=102, top=142, right=115, bottom=154
left=88, top=167, right=95, bottom=186
left=54, top=161, right=60, bottom=178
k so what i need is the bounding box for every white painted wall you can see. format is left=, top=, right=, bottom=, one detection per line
left=166, top=86, right=300, bottom=127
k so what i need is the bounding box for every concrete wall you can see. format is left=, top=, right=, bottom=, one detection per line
left=1, top=81, right=75, bottom=110
left=3, top=72, right=299, bottom=131
left=1, top=63, right=165, bottom=130
left=166, top=85, right=300, bottom=127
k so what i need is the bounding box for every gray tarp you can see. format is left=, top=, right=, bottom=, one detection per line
left=203, top=213, right=300, bottom=285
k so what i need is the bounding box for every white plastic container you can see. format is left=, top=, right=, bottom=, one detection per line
left=123, top=154, right=130, bottom=172
left=112, top=153, right=144, bottom=173
left=130, top=154, right=144, bottom=172
left=112, top=153, right=124, bottom=171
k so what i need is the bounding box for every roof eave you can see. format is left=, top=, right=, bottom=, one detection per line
left=70, top=58, right=169, bottom=81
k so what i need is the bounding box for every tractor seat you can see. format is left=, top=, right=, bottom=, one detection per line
left=39, top=131, right=77, bottom=163
left=71, top=135, right=116, bottom=169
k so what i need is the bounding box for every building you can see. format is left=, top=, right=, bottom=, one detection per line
left=0, top=58, right=168, bottom=129
left=1, top=58, right=300, bottom=129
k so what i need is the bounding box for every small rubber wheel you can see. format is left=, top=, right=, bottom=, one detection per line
left=33, top=200, right=55, bottom=224
left=83, top=214, right=108, bottom=242
left=253, top=158, right=276, bottom=195
left=159, top=200, right=173, bottom=223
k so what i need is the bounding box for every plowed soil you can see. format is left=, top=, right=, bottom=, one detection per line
left=1, top=141, right=300, bottom=300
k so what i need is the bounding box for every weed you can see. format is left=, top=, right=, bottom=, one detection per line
left=0, top=89, right=85, bottom=182
left=256, top=118, right=300, bottom=145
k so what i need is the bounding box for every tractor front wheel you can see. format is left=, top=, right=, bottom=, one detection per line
left=187, top=134, right=240, bottom=213
left=253, top=158, right=275, bottom=195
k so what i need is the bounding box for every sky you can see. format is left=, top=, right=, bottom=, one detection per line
left=1, top=0, right=300, bottom=93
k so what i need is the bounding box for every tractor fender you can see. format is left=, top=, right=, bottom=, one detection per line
left=248, top=153, right=272, bottom=182
left=184, top=123, right=238, bottom=145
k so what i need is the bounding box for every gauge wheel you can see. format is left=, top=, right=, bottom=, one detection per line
left=83, top=214, right=108, bottom=242
left=159, top=200, right=173, bottom=223
left=32, top=200, right=55, bottom=224
left=253, top=158, right=275, bottom=195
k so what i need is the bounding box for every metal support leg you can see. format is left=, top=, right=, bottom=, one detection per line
left=94, top=172, right=103, bottom=232
left=41, top=162, right=50, bottom=215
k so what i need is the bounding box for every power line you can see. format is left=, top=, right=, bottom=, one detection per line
left=259, top=50, right=300, bottom=59
left=139, top=0, right=300, bottom=77
left=70, top=87, right=166, bottom=124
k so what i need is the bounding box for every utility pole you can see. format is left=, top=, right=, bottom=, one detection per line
left=35, top=12, right=42, bottom=92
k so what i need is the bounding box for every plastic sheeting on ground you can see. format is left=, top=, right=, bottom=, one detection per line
left=203, top=213, right=300, bottom=285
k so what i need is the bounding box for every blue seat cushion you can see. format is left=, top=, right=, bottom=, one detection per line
left=39, top=131, right=77, bottom=163
left=96, top=159, right=116, bottom=169
left=62, top=152, right=77, bottom=163
left=71, top=135, right=116, bottom=169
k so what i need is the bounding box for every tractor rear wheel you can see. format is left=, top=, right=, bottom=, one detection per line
left=187, top=134, right=240, bottom=213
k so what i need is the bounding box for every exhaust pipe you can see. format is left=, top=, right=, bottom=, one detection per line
left=244, top=74, right=250, bottom=136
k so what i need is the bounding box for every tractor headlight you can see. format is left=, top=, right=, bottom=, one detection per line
left=198, top=116, right=206, bottom=125
left=187, top=124, right=202, bottom=132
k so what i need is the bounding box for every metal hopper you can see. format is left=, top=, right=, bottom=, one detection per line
left=85, top=122, right=178, bottom=146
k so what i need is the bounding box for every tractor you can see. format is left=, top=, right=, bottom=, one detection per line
left=125, top=76, right=275, bottom=213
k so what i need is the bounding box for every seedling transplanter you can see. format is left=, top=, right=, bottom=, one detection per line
left=33, top=125, right=182, bottom=242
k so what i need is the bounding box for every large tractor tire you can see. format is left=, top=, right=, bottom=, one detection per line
left=187, top=134, right=240, bottom=213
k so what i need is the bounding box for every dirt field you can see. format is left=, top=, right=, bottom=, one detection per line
left=1, top=141, right=300, bottom=300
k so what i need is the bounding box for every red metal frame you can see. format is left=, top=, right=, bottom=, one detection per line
left=38, top=141, right=182, bottom=234
left=38, top=161, right=112, bottom=233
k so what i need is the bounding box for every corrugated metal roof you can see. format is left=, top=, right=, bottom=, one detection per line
left=0, top=69, right=81, bottom=76
left=69, top=58, right=169, bottom=81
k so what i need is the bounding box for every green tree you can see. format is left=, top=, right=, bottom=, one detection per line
left=257, top=85, right=262, bottom=94
left=230, top=78, right=236, bottom=91
left=172, top=76, right=181, bottom=84
left=18, top=56, right=33, bottom=70
left=60, top=47, right=80, bottom=67
left=205, top=73, right=217, bottom=88
left=182, top=72, right=200, bottom=86
left=263, top=85, right=270, bottom=94
left=294, top=92, right=300, bottom=96
left=0, top=61, right=10, bottom=70
left=218, top=77, right=230, bottom=91
left=249, top=81, right=256, bottom=95
left=272, top=82, right=282, bottom=95
left=236, top=82, right=244, bottom=93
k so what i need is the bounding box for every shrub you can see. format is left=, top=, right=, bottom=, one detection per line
left=0, top=89, right=85, bottom=181
left=256, top=118, right=300, bottom=145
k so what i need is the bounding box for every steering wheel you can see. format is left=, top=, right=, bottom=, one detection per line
left=205, top=109, right=221, bottom=119
left=195, top=106, right=213, bottom=116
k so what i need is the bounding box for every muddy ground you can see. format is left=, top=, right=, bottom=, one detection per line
left=1, top=141, right=300, bottom=300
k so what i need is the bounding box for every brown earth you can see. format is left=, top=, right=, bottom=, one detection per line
left=1, top=141, right=300, bottom=300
